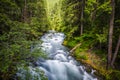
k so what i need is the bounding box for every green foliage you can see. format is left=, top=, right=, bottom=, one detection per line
left=74, top=49, right=88, bottom=60
left=84, top=0, right=111, bottom=34
left=31, top=48, right=48, bottom=60
left=110, top=70, right=120, bottom=80
left=66, top=40, right=77, bottom=48
left=102, top=70, right=120, bottom=80
left=46, top=1, right=62, bottom=31
left=0, top=22, right=30, bottom=79
left=76, top=54, right=88, bottom=60
left=17, top=66, right=48, bottom=80
left=79, top=33, right=96, bottom=49
left=27, top=0, right=49, bottom=34
left=0, top=0, right=120, bottom=79
left=96, top=34, right=107, bottom=43
left=60, top=0, right=81, bottom=38
left=0, top=0, right=48, bottom=79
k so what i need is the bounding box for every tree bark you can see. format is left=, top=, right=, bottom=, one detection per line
left=80, top=0, right=85, bottom=35
left=23, top=0, right=27, bottom=22
left=107, top=0, right=115, bottom=69
left=111, top=35, right=120, bottom=67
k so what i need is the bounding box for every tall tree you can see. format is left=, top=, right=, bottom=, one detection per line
left=111, top=35, right=120, bottom=67
left=107, top=0, right=115, bottom=69
left=23, top=0, right=27, bottom=22
left=61, top=0, right=81, bottom=39
left=0, top=0, right=48, bottom=79
left=80, top=0, right=85, bottom=35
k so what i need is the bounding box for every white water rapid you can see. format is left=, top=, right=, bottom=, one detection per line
left=17, top=31, right=98, bottom=80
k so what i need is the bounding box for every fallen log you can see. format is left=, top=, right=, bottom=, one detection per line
left=70, top=43, right=81, bottom=53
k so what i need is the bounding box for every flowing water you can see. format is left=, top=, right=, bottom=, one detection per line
left=17, top=31, right=98, bottom=80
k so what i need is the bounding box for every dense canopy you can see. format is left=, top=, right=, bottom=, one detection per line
left=0, top=0, right=120, bottom=80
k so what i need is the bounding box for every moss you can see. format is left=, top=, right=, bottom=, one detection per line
left=75, top=53, right=88, bottom=60
left=73, top=48, right=88, bottom=60
left=78, top=55, right=88, bottom=60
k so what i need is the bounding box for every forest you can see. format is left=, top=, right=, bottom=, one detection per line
left=0, top=0, right=120, bottom=80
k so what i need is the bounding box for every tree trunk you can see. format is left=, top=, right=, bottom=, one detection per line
left=23, top=0, right=27, bottom=22
left=80, top=0, right=85, bottom=35
left=111, top=35, right=120, bottom=68
left=107, top=0, right=115, bottom=69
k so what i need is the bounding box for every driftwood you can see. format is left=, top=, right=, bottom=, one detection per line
left=70, top=43, right=81, bottom=53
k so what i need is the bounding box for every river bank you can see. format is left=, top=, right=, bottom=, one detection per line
left=67, top=45, right=120, bottom=80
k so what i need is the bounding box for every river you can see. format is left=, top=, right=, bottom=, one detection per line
left=17, top=31, right=98, bottom=80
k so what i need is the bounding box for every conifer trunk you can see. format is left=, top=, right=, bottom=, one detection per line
left=80, top=0, right=85, bottom=35
left=107, top=0, right=115, bottom=69
left=111, top=35, right=120, bottom=67
left=23, top=0, right=27, bottom=22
